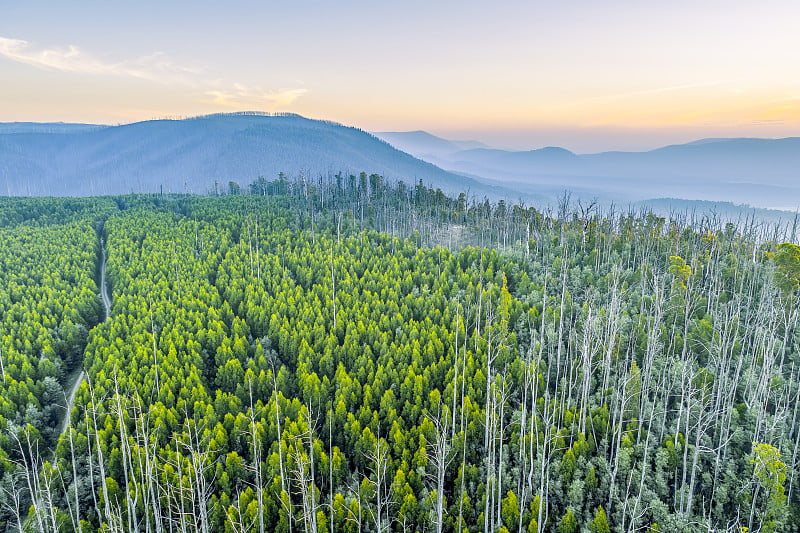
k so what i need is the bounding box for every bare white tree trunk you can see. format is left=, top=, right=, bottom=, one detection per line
left=88, top=378, right=113, bottom=527
left=248, top=379, right=265, bottom=533
left=366, top=437, right=392, bottom=533
left=148, top=293, right=160, bottom=392
left=66, top=405, right=84, bottom=533
left=425, top=407, right=454, bottom=533
left=113, top=367, right=139, bottom=532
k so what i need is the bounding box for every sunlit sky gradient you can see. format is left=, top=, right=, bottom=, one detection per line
left=2, top=0, right=799, bottom=152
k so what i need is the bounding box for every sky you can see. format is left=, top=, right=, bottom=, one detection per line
left=1, top=0, right=799, bottom=152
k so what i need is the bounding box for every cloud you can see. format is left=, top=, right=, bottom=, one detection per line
left=748, top=119, right=785, bottom=126
left=204, top=84, right=308, bottom=109
left=0, top=36, right=199, bottom=82
left=619, top=81, right=735, bottom=98
left=0, top=36, right=308, bottom=110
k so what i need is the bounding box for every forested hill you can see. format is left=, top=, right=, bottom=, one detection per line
left=0, top=113, right=500, bottom=197
left=2, top=180, right=800, bottom=532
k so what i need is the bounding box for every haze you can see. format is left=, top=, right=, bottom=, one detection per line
left=1, top=1, right=799, bottom=152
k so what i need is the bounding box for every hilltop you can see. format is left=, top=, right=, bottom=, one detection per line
left=0, top=113, right=502, bottom=197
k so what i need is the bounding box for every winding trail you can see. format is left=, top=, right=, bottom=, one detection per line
left=99, top=237, right=112, bottom=320
left=58, top=236, right=110, bottom=436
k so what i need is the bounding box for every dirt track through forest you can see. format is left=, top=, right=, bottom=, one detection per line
left=58, top=236, right=110, bottom=437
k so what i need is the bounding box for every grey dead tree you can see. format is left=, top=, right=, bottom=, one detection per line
left=605, top=342, right=640, bottom=517
left=514, top=295, right=549, bottom=533
left=291, top=439, right=317, bottom=533
left=424, top=406, right=455, bottom=533
left=148, top=292, right=160, bottom=392
left=0, top=470, right=27, bottom=533
left=626, top=362, right=670, bottom=531
left=513, top=259, right=561, bottom=533
left=86, top=377, right=114, bottom=529
left=0, top=342, right=5, bottom=383
left=172, top=240, right=182, bottom=298
left=291, top=404, right=320, bottom=533
left=743, top=289, right=782, bottom=445
left=343, top=475, right=364, bottom=533
left=331, top=245, right=337, bottom=330
left=623, top=270, right=667, bottom=529
left=534, top=389, right=561, bottom=533
left=163, top=430, right=192, bottom=533
left=54, top=459, right=80, bottom=533
left=515, top=357, right=536, bottom=533
left=120, top=393, right=163, bottom=533
left=481, top=301, right=498, bottom=533
left=707, top=301, right=743, bottom=511
left=270, top=361, right=293, bottom=533
left=550, top=239, right=570, bottom=416
left=178, top=416, right=217, bottom=533
left=365, top=436, right=393, bottom=533
left=7, top=425, right=49, bottom=532
left=328, top=403, right=335, bottom=533
left=680, top=369, right=721, bottom=520
left=490, top=372, right=512, bottom=532
left=245, top=377, right=266, bottom=533
left=38, top=460, right=61, bottom=533
left=63, top=396, right=84, bottom=533
left=598, top=266, right=624, bottom=414
left=577, top=302, right=600, bottom=436
left=246, top=213, right=254, bottom=277
left=255, top=214, right=261, bottom=280
left=112, top=366, right=139, bottom=532
left=451, top=299, right=462, bottom=439
left=455, top=298, right=475, bottom=533
left=225, top=498, right=258, bottom=533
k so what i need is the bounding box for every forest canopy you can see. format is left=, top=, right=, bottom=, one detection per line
left=1, top=176, right=800, bottom=533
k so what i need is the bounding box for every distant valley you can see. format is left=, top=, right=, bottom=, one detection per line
left=376, top=131, right=800, bottom=212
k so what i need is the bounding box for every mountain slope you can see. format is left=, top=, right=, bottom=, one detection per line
left=410, top=135, right=800, bottom=208
left=375, top=130, right=487, bottom=160
left=0, top=114, right=501, bottom=197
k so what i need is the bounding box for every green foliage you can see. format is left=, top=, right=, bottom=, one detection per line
left=589, top=506, right=610, bottom=533
left=774, top=242, right=800, bottom=294
left=586, top=466, right=598, bottom=492
left=501, top=491, right=519, bottom=531
left=2, top=179, right=800, bottom=532
left=557, top=508, right=578, bottom=533
left=751, top=442, right=788, bottom=532
left=668, top=255, right=692, bottom=289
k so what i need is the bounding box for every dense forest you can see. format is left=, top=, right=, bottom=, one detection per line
left=2, top=175, right=800, bottom=533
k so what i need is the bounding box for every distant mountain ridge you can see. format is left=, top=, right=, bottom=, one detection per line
left=3, top=116, right=798, bottom=212
left=0, top=123, right=107, bottom=135
left=377, top=130, right=800, bottom=209
left=0, top=113, right=502, bottom=197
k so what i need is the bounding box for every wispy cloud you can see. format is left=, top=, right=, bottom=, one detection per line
left=0, top=36, right=199, bottom=82
left=617, top=80, right=735, bottom=98
left=204, top=84, right=308, bottom=109
left=748, top=119, right=785, bottom=126
left=567, top=80, right=736, bottom=109
left=0, top=36, right=308, bottom=110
